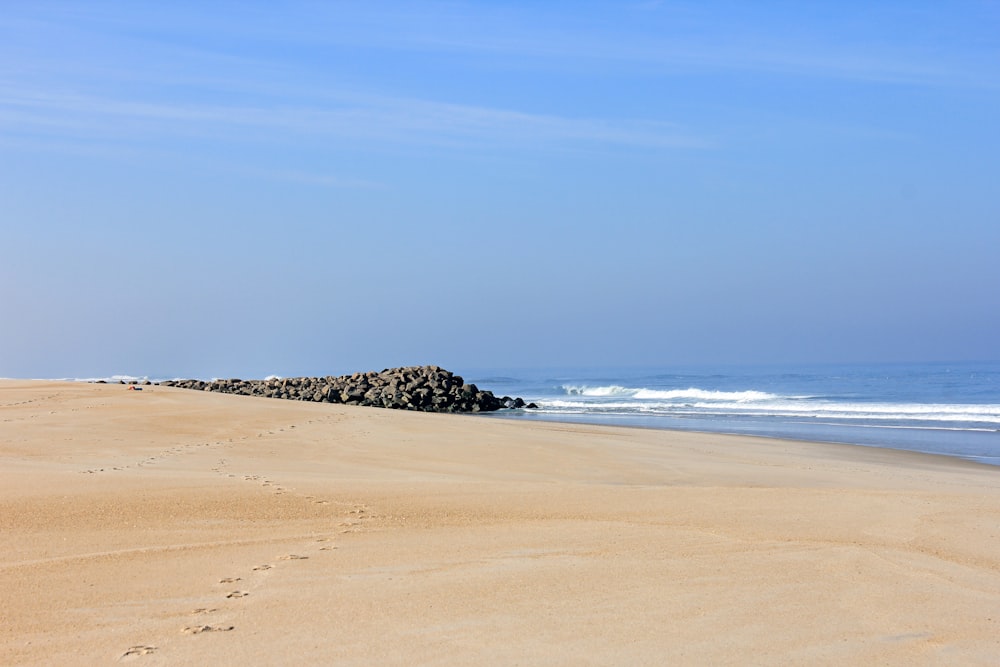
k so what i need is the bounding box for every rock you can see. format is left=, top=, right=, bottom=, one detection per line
left=164, top=366, right=526, bottom=414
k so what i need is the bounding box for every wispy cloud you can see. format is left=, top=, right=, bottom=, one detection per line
left=0, top=82, right=707, bottom=153
left=7, top=2, right=995, bottom=92
left=1, top=0, right=994, bottom=173
left=101, top=2, right=993, bottom=90
left=377, top=24, right=997, bottom=90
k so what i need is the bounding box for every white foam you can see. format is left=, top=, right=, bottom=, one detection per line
left=634, top=388, right=777, bottom=401
left=562, top=385, right=635, bottom=397
left=562, top=385, right=778, bottom=402
left=545, top=400, right=653, bottom=410
left=541, top=393, right=1000, bottom=425
left=687, top=400, right=1000, bottom=423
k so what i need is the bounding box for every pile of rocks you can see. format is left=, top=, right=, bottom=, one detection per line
left=158, top=365, right=534, bottom=413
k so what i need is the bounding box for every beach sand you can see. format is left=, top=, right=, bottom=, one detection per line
left=1, top=380, right=998, bottom=665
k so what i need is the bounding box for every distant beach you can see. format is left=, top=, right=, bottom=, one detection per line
left=2, top=379, right=999, bottom=665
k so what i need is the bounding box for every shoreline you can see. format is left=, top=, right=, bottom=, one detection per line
left=483, top=411, right=1000, bottom=468
left=2, top=380, right=999, bottom=664
left=16, top=373, right=999, bottom=467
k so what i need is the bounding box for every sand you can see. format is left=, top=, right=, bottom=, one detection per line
left=1, top=380, right=998, bottom=665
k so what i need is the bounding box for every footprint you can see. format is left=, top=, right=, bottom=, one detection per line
left=219, top=577, right=241, bottom=584
left=182, top=624, right=234, bottom=634
left=226, top=591, right=248, bottom=599
left=252, top=564, right=272, bottom=571
left=120, top=645, right=156, bottom=660
left=191, top=608, right=218, bottom=615
left=278, top=554, right=308, bottom=561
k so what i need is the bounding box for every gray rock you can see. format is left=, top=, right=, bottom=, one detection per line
left=165, top=366, right=525, bottom=414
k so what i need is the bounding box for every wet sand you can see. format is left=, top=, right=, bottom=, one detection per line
left=1, top=380, right=998, bottom=665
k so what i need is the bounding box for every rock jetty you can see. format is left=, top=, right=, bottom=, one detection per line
left=158, top=365, right=533, bottom=413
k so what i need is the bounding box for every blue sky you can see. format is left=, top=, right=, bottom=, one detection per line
left=2, top=1, right=998, bottom=378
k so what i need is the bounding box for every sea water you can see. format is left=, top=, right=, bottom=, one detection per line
left=468, top=361, right=1000, bottom=466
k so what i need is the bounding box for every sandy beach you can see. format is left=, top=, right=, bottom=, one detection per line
left=1, top=380, right=998, bottom=665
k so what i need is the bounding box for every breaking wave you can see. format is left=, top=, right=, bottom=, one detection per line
left=548, top=385, right=1000, bottom=426
left=563, top=385, right=779, bottom=402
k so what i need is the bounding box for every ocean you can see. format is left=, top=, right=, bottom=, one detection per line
left=467, top=361, right=1000, bottom=466
left=49, top=361, right=1000, bottom=467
